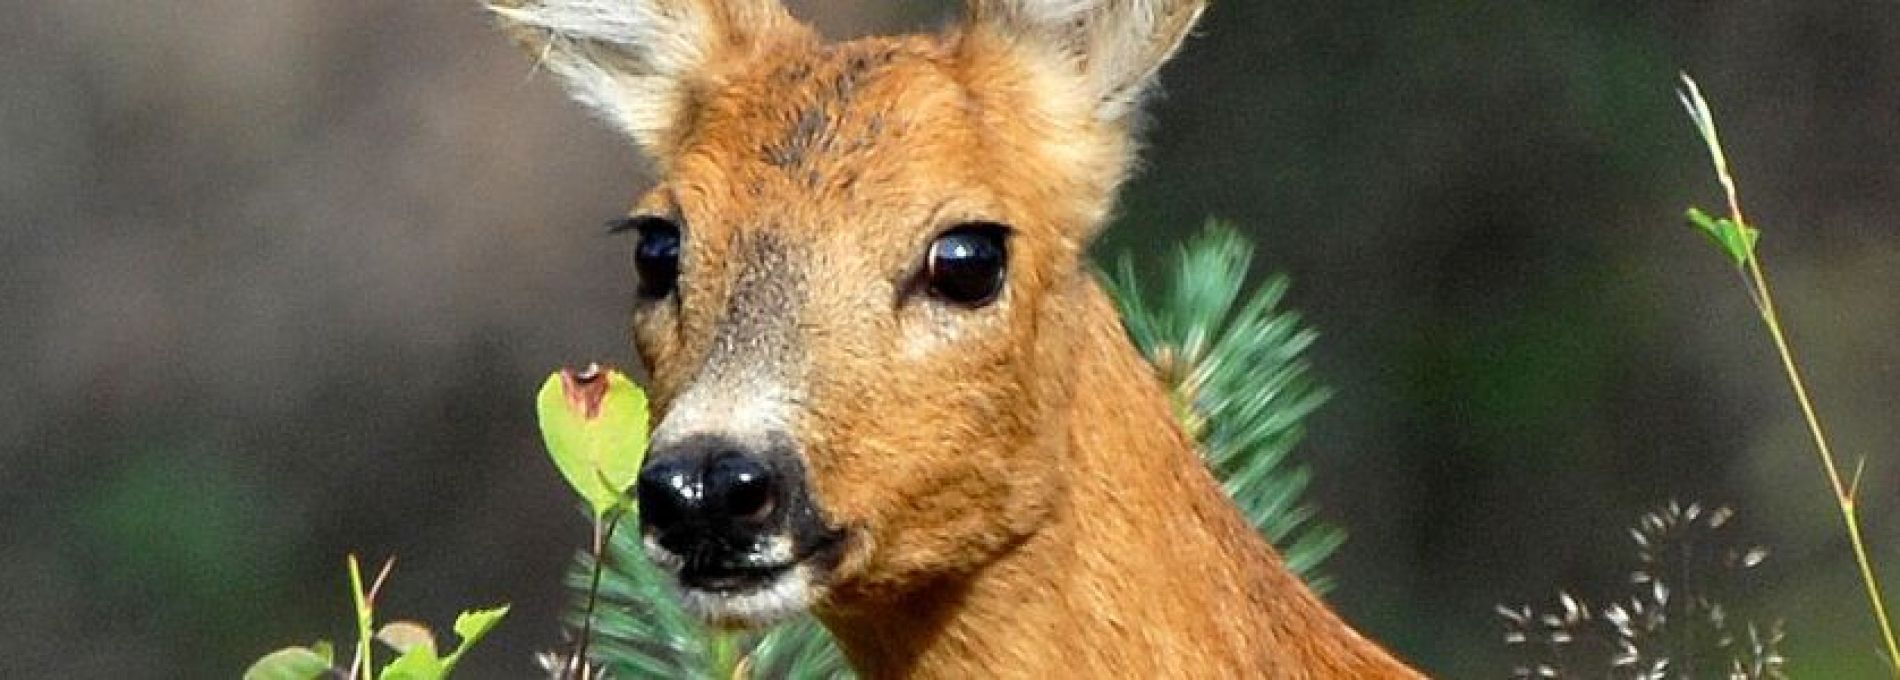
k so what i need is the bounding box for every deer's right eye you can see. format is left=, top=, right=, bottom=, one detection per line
left=624, top=216, right=682, bottom=298
left=925, top=223, right=1009, bottom=307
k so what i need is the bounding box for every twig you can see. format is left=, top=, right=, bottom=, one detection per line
left=345, top=555, right=393, bottom=680
left=570, top=510, right=624, bottom=679
left=1678, top=72, right=1900, bottom=674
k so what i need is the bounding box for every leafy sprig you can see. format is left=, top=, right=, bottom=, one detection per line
left=242, top=555, right=509, bottom=680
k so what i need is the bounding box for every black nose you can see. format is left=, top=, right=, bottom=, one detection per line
left=637, top=437, right=781, bottom=553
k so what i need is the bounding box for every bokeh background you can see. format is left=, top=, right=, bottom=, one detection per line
left=6, top=1, right=1898, bottom=677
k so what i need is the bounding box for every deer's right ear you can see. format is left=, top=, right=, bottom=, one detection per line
left=488, top=0, right=805, bottom=160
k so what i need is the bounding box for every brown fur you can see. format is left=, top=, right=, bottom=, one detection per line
left=489, top=1, right=1425, bottom=676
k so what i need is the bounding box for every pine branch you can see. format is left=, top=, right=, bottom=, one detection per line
left=561, top=517, right=729, bottom=679
left=1105, top=220, right=1344, bottom=588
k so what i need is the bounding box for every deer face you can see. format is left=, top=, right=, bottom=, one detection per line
left=492, top=0, right=1203, bottom=626
left=624, top=38, right=1086, bottom=625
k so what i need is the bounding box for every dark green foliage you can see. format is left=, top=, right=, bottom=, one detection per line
left=740, top=617, right=852, bottom=679
left=1106, top=221, right=1344, bottom=587
left=562, top=514, right=851, bottom=678
left=572, top=223, right=1342, bottom=675
left=562, top=523, right=749, bottom=679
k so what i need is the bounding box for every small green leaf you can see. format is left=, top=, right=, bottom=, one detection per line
left=1730, top=222, right=1760, bottom=262
left=1686, top=206, right=1721, bottom=234
left=380, top=646, right=446, bottom=680
left=537, top=365, right=650, bottom=518
left=377, top=621, right=436, bottom=655
left=371, top=607, right=506, bottom=680
left=1686, top=207, right=1759, bottom=267
left=243, top=647, right=334, bottom=680
left=451, top=605, right=510, bottom=646
left=309, top=640, right=335, bottom=665
left=440, top=604, right=511, bottom=673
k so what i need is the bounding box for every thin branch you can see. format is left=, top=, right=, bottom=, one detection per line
left=570, top=510, right=623, bottom=679
left=1678, top=72, right=1900, bottom=674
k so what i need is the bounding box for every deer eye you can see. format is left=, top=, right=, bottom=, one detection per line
left=925, top=223, right=1008, bottom=307
left=620, top=216, right=681, bottom=299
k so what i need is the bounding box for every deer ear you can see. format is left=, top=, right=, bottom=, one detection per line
left=972, top=0, right=1208, bottom=121
left=966, top=0, right=1207, bottom=121
left=489, top=0, right=805, bottom=158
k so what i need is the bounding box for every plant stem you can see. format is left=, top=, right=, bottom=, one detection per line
left=1744, top=255, right=1900, bottom=670
left=571, top=511, right=622, bottom=679
left=347, top=555, right=375, bottom=680
left=1679, top=72, right=1900, bottom=672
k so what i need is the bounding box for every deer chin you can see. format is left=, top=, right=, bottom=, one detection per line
left=643, top=529, right=850, bottom=628
left=675, top=562, right=822, bottom=628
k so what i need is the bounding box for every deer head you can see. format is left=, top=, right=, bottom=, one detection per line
left=490, top=0, right=1206, bottom=627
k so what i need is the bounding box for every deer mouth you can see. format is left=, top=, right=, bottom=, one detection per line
left=671, top=528, right=848, bottom=593
left=645, top=523, right=850, bottom=627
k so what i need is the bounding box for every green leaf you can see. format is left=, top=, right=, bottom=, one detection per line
left=1686, top=206, right=1759, bottom=268
left=440, top=605, right=511, bottom=673
left=380, top=646, right=445, bottom=680
left=451, top=606, right=510, bottom=650
left=243, top=647, right=333, bottom=680
left=376, top=606, right=507, bottom=680
left=537, top=366, right=650, bottom=519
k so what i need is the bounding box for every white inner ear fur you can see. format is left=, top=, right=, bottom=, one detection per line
left=973, top=0, right=1207, bottom=121
left=493, top=0, right=1202, bottom=147
left=488, top=0, right=731, bottom=152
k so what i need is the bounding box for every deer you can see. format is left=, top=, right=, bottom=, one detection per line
left=487, top=0, right=1425, bottom=677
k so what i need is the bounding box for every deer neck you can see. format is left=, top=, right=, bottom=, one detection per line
left=821, top=278, right=1420, bottom=679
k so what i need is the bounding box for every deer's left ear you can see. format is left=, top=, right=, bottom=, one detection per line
left=965, top=0, right=1208, bottom=122
left=488, top=0, right=809, bottom=162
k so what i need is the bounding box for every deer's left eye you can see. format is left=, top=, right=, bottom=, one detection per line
left=925, top=223, right=1009, bottom=307
left=613, top=215, right=682, bottom=299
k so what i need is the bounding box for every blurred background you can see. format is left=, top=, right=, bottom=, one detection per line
left=5, top=1, right=1898, bottom=676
